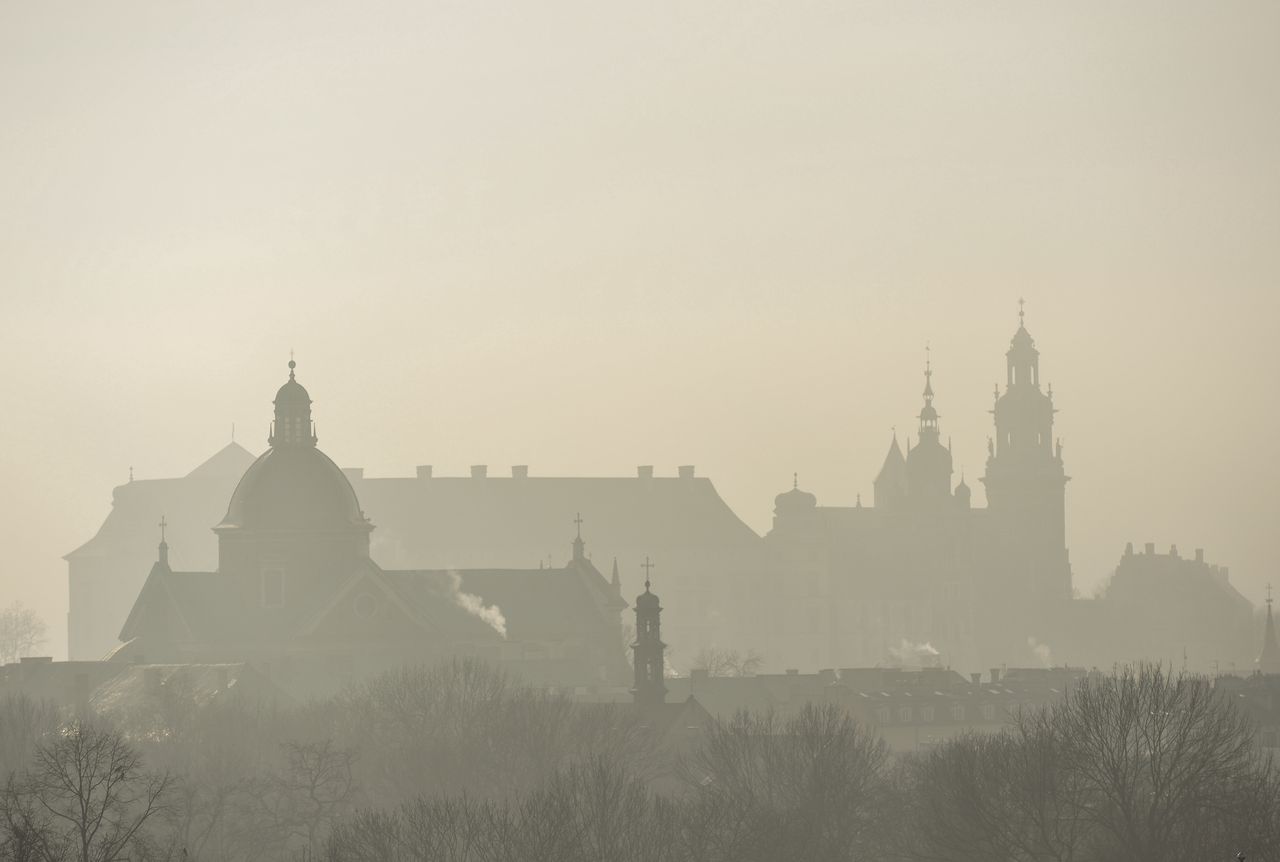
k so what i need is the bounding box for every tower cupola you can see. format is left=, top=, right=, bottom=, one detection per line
left=270, top=358, right=317, bottom=448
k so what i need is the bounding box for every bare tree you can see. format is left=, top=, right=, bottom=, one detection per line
left=691, top=648, right=764, bottom=678
left=16, top=721, right=171, bottom=862
left=0, top=604, right=47, bottom=666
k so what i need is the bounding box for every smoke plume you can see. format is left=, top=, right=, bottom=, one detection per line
left=448, top=571, right=507, bottom=639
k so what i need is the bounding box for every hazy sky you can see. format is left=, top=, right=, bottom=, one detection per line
left=2, top=2, right=1277, bottom=658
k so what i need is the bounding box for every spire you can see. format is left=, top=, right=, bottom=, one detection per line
left=157, top=515, right=170, bottom=569
left=1259, top=584, right=1280, bottom=674
left=632, top=555, right=666, bottom=708
left=571, top=512, right=586, bottom=562
left=917, top=345, right=941, bottom=441
left=611, top=557, right=621, bottom=590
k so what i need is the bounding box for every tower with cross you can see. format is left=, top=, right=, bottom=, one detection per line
left=571, top=512, right=585, bottom=562
left=631, top=556, right=666, bottom=707
left=1258, top=582, right=1280, bottom=674
left=980, top=299, right=1072, bottom=614
left=157, top=515, right=170, bottom=569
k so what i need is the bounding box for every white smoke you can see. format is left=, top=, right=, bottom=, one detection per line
left=888, top=639, right=941, bottom=667
left=447, top=571, right=507, bottom=639
left=1027, top=636, right=1052, bottom=667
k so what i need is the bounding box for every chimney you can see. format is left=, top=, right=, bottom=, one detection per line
left=786, top=668, right=799, bottom=676
left=416, top=465, right=433, bottom=479
left=342, top=467, right=364, bottom=482
left=1170, top=544, right=1179, bottom=558
left=470, top=465, right=487, bottom=479
left=637, top=465, right=654, bottom=480
left=989, top=668, right=1001, bottom=684
left=970, top=672, right=981, bottom=685
left=678, top=465, right=695, bottom=479
left=1124, top=542, right=1134, bottom=556
left=1145, top=542, right=1156, bottom=555
left=511, top=465, right=528, bottom=479
left=1195, top=548, right=1205, bottom=563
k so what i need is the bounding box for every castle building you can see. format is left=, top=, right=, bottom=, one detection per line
left=67, top=305, right=1264, bottom=678
left=110, top=362, right=631, bottom=697
left=763, top=307, right=1071, bottom=671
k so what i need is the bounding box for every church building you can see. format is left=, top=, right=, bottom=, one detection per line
left=110, top=362, right=631, bottom=697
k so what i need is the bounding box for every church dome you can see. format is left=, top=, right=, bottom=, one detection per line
left=774, top=475, right=817, bottom=513
left=635, top=588, right=660, bottom=609
left=217, top=359, right=368, bottom=534
left=218, top=446, right=368, bottom=533
left=274, top=371, right=311, bottom=407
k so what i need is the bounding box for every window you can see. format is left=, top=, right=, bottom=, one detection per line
left=950, top=703, right=965, bottom=722
left=982, top=704, right=996, bottom=722
left=875, top=707, right=891, bottom=724
left=897, top=706, right=912, bottom=723
left=921, top=706, right=935, bottom=723
left=261, top=568, right=285, bottom=608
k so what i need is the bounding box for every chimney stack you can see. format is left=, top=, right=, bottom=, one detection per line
left=511, top=465, right=528, bottom=479
left=678, top=465, right=696, bottom=479
left=637, top=465, right=654, bottom=480
left=470, top=465, right=488, bottom=479
left=416, top=465, right=433, bottom=479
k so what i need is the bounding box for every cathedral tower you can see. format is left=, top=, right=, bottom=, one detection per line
left=631, top=557, right=667, bottom=708
left=905, top=349, right=954, bottom=503
left=980, top=302, right=1071, bottom=602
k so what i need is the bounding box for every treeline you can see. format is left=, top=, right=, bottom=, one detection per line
left=0, top=663, right=1276, bottom=861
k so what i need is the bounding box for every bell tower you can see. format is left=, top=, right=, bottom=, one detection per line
left=980, top=301, right=1071, bottom=604
left=631, top=557, right=667, bottom=708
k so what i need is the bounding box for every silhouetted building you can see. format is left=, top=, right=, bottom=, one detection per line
left=631, top=559, right=667, bottom=708
left=109, top=363, right=630, bottom=697
left=1073, top=542, right=1254, bottom=671
left=1258, top=586, right=1280, bottom=674
left=764, top=307, right=1070, bottom=670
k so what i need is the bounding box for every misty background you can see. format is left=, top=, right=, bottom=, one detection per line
left=1, top=1, right=1277, bottom=659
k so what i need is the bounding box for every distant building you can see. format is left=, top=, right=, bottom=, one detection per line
left=764, top=306, right=1071, bottom=671
left=65, top=305, right=1264, bottom=677
left=108, top=362, right=630, bottom=698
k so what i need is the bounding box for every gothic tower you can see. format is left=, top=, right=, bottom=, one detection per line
left=905, top=349, right=954, bottom=503
left=980, top=302, right=1071, bottom=603
left=631, top=557, right=667, bottom=708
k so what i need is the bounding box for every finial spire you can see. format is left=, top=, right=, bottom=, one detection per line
left=793, top=472, right=798, bottom=490
left=1018, top=297, right=1026, bottom=327
left=641, top=556, right=655, bottom=592
left=129, top=466, right=134, bottom=483
left=288, top=350, right=296, bottom=380
left=571, top=513, right=585, bottom=561
left=1268, top=583, right=1274, bottom=607
left=611, top=557, right=621, bottom=589
left=157, top=515, right=169, bottom=568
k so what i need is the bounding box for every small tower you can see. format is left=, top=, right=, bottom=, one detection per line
left=572, top=512, right=586, bottom=563
left=632, top=556, right=667, bottom=707
left=156, top=515, right=170, bottom=571
left=269, top=357, right=317, bottom=447
left=1258, top=584, right=1280, bottom=675
left=906, top=346, right=954, bottom=500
